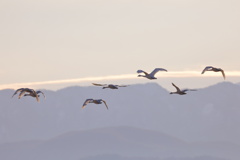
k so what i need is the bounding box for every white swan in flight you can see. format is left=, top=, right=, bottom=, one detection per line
left=137, top=68, right=167, bottom=80
left=201, top=66, right=225, bottom=79
left=24, top=90, right=46, bottom=100
left=92, top=83, right=128, bottom=89
left=170, top=83, right=196, bottom=95
left=82, top=99, right=108, bottom=109
left=12, top=88, right=40, bottom=102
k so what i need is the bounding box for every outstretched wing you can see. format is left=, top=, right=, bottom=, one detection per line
left=12, top=88, right=25, bottom=98
left=137, top=70, right=148, bottom=75
left=150, top=68, right=167, bottom=76
left=18, top=90, right=27, bottom=99
left=32, top=90, right=40, bottom=102
left=220, top=70, right=226, bottom=79
left=172, top=83, right=181, bottom=92
left=182, top=89, right=197, bottom=92
left=92, top=83, right=107, bottom=86
left=201, top=66, right=213, bottom=74
left=101, top=100, right=108, bottom=110
left=36, top=91, right=46, bottom=99
left=117, top=85, right=129, bottom=87
left=82, top=99, right=92, bottom=109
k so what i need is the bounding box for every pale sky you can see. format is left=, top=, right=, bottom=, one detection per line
left=0, top=0, right=240, bottom=90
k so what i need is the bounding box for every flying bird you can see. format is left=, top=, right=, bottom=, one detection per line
left=92, top=83, right=128, bottom=89
left=170, top=83, right=196, bottom=95
left=82, top=99, right=108, bottom=109
left=12, top=88, right=40, bottom=102
left=24, top=90, right=46, bottom=100
left=201, top=66, right=225, bottom=79
left=137, top=68, right=167, bottom=80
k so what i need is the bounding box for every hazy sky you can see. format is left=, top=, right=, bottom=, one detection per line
left=0, top=0, right=240, bottom=90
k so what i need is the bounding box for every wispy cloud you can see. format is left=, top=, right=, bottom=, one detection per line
left=1, top=71, right=240, bottom=90
left=0, top=74, right=137, bottom=90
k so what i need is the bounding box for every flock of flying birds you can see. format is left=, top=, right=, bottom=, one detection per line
left=11, top=66, right=225, bottom=110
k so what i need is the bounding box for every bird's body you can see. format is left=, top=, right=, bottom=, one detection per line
left=12, top=88, right=40, bottom=102
left=24, top=91, right=46, bottom=99
left=92, top=83, right=128, bottom=89
left=137, top=68, right=167, bottom=80
left=201, top=66, right=225, bottom=79
left=82, top=99, right=108, bottom=109
left=170, top=83, right=196, bottom=95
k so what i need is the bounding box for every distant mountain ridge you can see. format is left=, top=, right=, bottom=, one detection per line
left=0, top=82, right=240, bottom=145
left=0, top=126, right=236, bottom=160
left=79, top=154, right=227, bottom=160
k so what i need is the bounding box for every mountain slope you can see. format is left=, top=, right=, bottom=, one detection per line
left=0, top=82, right=240, bottom=145
left=0, top=126, right=236, bottom=160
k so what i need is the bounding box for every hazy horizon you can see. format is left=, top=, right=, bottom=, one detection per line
left=0, top=73, right=239, bottom=91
